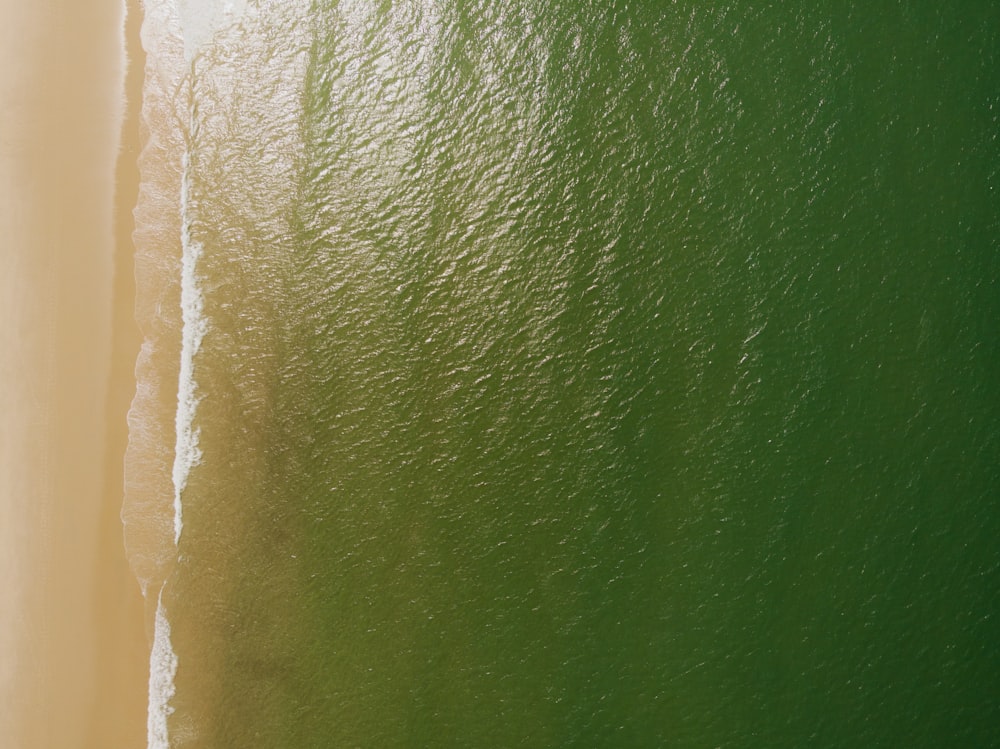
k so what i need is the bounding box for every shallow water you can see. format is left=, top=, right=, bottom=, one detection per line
left=127, top=2, right=1000, bottom=746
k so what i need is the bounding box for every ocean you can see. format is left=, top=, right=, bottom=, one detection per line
left=123, top=1, right=1000, bottom=747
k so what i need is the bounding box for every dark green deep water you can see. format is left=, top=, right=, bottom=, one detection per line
left=156, top=2, right=999, bottom=746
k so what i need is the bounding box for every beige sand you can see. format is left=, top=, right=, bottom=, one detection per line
left=0, top=0, right=148, bottom=747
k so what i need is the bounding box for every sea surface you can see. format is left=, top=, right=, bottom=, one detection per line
left=124, top=2, right=1000, bottom=747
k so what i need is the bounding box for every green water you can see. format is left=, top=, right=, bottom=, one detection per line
left=156, top=2, right=999, bottom=746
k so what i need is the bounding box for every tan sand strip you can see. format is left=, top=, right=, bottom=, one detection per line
left=0, top=1, right=148, bottom=747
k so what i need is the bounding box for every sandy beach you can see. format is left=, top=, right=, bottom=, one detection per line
left=0, top=0, right=148, bottom=747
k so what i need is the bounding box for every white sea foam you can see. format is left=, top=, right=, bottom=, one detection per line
left=147, top=589, right=179, bottom=749
left=178, top=0, right=248, bottom=61
left=170, top=149, right=208, bottom=546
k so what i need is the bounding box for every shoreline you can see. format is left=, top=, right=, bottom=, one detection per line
left=0, top=1, right=149, bottom=747
left=90, top=0, right=150, bottom=744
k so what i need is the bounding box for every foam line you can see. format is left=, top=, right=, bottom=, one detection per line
left=170, top=147, right=207, bottom=546
left=147, top=588, right=178, bottom=749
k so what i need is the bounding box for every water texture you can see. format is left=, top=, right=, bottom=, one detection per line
left=126, top=2, right=1000, bottom=747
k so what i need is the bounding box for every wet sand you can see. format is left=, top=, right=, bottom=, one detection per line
left=0, top=1, right=148, bottom=747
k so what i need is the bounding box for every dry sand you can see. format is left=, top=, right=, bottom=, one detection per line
left=0, top=0, right=148, bottom=746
